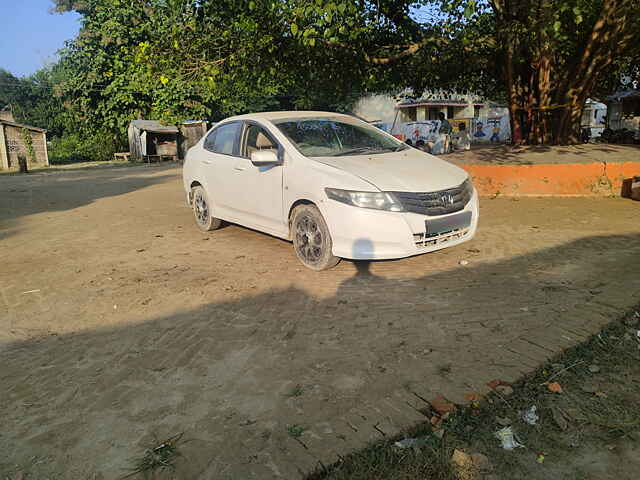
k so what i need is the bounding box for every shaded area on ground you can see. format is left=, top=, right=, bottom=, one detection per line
left=0, top=164, right=177, bottom=227
left=2, top=231, right=640, bottom=479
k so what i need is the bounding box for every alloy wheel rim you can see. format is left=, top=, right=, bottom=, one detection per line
left=194, top=192, right=209, bottom=226
left=295, top=215, right=323, bottom=263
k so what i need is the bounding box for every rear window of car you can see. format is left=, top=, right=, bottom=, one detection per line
left=204, top=122, right=241, bottom=155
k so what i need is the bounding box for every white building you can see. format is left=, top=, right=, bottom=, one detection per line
left=353, top=90, right=510, bottom=146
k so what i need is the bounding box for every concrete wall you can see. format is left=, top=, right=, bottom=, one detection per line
left=1, top=124, right=48, bottom=169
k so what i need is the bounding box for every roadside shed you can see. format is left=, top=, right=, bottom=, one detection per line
left=0, top=118, right=48, bottom=170
left=606, top=89, right=640, bottom=134
left=179, top=120, right=208, bottom=158
left=128, top=120, right=180, bottom=162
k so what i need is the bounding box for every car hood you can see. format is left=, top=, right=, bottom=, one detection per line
left=312, top=149, right=468, bottom=192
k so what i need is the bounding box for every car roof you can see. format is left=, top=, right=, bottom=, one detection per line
left=223, top=111, right=353, bottom=122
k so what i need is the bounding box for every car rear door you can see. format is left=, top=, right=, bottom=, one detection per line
left=200, top=121, right=243, bottom=221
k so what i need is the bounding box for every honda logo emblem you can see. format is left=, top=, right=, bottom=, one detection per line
left=440, top=193, right=454, bottom=206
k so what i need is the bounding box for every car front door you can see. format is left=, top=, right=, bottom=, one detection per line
left=230, top=122, right=285, bottom=235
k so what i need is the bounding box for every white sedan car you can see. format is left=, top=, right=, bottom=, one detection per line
left=183, top=111, right=478, bottom=270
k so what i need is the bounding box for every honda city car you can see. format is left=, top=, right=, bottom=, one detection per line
left=183, top=111, right=479, bottom=270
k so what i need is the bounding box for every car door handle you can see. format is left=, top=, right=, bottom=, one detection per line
left=234, top=166, right=246, bottom=171
left=202, top=159, right=212, bottom=165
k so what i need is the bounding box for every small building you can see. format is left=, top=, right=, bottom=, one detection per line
left=0, top=115, right=49, bottom=170
left=127, top=120, right=208, bottom=161
left=179, top=120, right=208, bottom=159
left=128, top=120, right=180, bottom=162
left=606, top=89, right=640, bottom=135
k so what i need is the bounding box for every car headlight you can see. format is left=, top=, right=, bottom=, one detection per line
left=325, top=188, right=404, bottom=212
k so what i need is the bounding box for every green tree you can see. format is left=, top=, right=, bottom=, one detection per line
left=50, top=0, right=640, bottom=145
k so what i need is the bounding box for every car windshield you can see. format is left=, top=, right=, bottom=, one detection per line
left=274, top=117, right=408, bottom=157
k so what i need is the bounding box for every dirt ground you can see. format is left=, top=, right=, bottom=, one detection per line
left=1, top=164, right=640, bottom=479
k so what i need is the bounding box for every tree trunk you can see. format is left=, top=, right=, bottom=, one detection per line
left=494, top=0, right=636, bottom=145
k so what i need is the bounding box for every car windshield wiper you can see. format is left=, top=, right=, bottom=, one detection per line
left=329, top=147, right=374, bottom=156
left=331, top=146, right=404, bottom=156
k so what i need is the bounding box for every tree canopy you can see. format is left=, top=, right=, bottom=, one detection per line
left=0, top=0, right=637, bottom=155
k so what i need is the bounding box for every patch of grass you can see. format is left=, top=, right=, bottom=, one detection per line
left=287, top=424, right=307, bottom=438
left=286, top=383, right=305, bottom=397
left=123, top=433, right=184, bottom=479
left=306, top=304, right=640, bottom=480
left=307, top=426, right=455, bottom=480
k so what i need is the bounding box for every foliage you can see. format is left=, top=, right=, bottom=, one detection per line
left=10, top=0, right=639, bottom=149
left=0, top=67, right=71, bottom=138
left=428, top=0, right=640, bottom=143
left=48, top=131, right=123, bottom=164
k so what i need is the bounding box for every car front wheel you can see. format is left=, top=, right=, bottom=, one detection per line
left=192, top=186, right=222, bottom=231
left=291, top=204, right=340, bottom=271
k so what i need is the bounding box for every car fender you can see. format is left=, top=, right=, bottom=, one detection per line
left=283, top=156, right=379, bottom=239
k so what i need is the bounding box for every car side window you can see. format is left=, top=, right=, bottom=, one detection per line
left=203, top=130, right=217, bottom=151
left=204, top=122, right=241, bottom=155
left=244, top=124, right=279, bottom=158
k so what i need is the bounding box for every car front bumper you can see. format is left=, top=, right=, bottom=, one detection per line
left=320, top=188, right=479, bottom=260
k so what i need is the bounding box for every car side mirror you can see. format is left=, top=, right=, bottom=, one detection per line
left=250, top=150, right=280, bottom=167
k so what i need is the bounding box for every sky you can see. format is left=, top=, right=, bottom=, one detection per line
left=0, top=0, right=80, bottom=77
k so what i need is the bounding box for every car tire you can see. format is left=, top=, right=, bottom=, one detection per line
left=191, top=186, right=222, bottom=231
left=291, top=204, right=340, bottom=271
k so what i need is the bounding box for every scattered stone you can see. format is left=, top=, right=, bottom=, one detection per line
left=459, top=260, right=469, bottom=266
left=588, top=364, right=601, bottom=373
left=495, top=385, right=514, bottom=397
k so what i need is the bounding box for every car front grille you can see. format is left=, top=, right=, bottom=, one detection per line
left=392, top=179, right=473, bottom=216
left=413, top=227, right=470, bottom=248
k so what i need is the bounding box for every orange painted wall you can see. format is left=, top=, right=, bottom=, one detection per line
left=461, top=162, right=640, bottom=196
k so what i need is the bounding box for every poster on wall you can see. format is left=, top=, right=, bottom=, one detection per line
left=392, top=121, right=442, bottom=143
left=471, top=116, right=511, bottom=143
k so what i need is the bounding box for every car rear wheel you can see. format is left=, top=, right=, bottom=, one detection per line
left=291, top=204, right=340, bottom=271
left=192, top=186, right=222, bottom=231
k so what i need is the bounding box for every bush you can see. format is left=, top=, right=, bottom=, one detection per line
left=48, top=132, right=126, bottom=164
